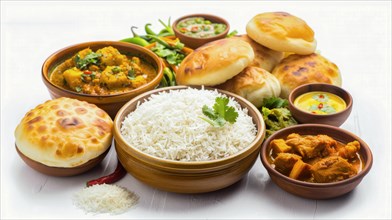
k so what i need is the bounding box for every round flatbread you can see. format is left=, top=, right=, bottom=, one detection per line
left=272, top=53, right=341, bottom=98
left=246, top=12, right=316, bottom=55
left=15, top=97, right=113, bottom=168
left=176, top=38, right=254, bottom=86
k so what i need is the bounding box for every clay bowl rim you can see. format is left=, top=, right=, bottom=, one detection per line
left=288, top=83, right=353, bottom=119
left=41, top=40, right=164, bottom=98
left=15, top=144, right=111, bottom=176
left=114, top=85, right=265, bottom=171
left=172, top=13, right=230, bottom=41
left=260, top=123, right=373, bottom=188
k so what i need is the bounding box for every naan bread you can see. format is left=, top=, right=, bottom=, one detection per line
left=15, top=97, right=113, bottom=167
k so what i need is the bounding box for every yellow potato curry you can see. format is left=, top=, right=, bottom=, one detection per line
left=50, top=46, right=157, bottom=95
left=268, top=133, right=363, bottom=183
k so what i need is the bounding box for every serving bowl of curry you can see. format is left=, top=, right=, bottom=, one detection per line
left=42, top=41, right=164, bottom=118
left=260, top=124, right=373, bottom=199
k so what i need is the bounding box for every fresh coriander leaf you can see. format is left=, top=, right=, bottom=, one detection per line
left=224, top=106, right=239, bottom=124
left=199, top=97, right=238, bottom=128
left=75, top=86, right=82, bottom=93
left=213, top=97, right=229, bottom=118
left=202, top=105, right=217, bottom=120
left=75, top=52, right=101, bottom=70
left=128, top=68, right=135, bottom=79
left=261, top=97, right=288, bottom=109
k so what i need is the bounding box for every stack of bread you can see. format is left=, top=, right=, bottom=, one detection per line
left=176, top=11, right=341, bottom=106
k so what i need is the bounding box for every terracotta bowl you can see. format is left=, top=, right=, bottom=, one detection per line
left=114, top=86, right=265, bottom=193
left=42, top=41, right=164, bottom=118
left=260, top=124, right=373, bottom=199
left=288, top=83, right=353, bottom=127
left=16, top=145, right=110, bottom=177
left=173, top=14, right=230, bottom=49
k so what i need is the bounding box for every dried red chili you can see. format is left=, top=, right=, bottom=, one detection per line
left=86, top=160, right=126, bottom=187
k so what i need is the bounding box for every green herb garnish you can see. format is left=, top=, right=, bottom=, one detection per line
left=259, top=97, right=297, bottom=138
left=112, top=66, right=121, bottom=74
left=152, top=42, right=185, bottom=66
left=75, top=86, right=82, bottom=93
left=127, top=68, right=135, bottom=80
left=75, top=52, right=101, bottom=70
left=199, top=97, right=238, bottom=128
left=262, top=97, right=289, bottom=109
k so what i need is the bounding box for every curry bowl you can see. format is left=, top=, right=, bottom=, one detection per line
left=114, top=86, right=265, bottom=193
left=173, top=14, right=230, bottom=49
left=288, top=83, right=353, bottom=127
left=16, top=145, right=110, bottom=177
left=260, top=124, right=373, bottom=199
left=42, top=41, right=164, bottom=118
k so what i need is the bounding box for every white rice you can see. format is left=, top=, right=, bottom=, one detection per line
left=73, top=184, right=139, bottom=215
left=121, top=87, right=257, bottom=161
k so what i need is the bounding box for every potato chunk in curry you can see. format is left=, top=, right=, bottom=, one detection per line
left=49, top=46, right=157, bottom=95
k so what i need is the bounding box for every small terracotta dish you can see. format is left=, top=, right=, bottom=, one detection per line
left=114, top=86, right=265, bottom=193
left=260, top=124, right=373, bottom=199
left=173, top=14, right=230, bottom=49
left=42, top=41, right=164, bottom=118
left=288, top=83, right=353, bottom=126
left=16, top=146, right=109, bottom=176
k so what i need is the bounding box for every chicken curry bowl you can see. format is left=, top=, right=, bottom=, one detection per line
left=49, top=46, right=157, bottom=95
left=267, top=133, right=363, bottom=183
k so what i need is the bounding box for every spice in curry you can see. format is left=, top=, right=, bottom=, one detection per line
left=268, top=133, right=363, bottom=183
left=49, top=46, right=157, bottom=95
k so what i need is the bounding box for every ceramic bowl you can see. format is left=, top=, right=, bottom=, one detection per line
left=173, top=14, right=230, bottom=49
left=114, top=86, right=265, bottom=193
left=16, top=145, right=110, bottom=176
left=288, top=83, right=353, bottom=126
left=42, top=41, right=164, bottom=118
left=260, top=124, right=373, bottom=199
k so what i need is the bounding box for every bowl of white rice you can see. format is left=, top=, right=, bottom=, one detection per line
left=113, top=86, right=265, bottom=193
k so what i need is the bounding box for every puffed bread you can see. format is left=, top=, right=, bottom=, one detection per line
left=234, top=35, right=284, bottom=72
left=176, top=38, right=254, bottom=86
left=246, top=12, right=316, bottom=55
left=272, top=53, right=342, bottom=98
left=216, top=66, right=281, bottom=108
left=15, top=97, right=113, bottom=168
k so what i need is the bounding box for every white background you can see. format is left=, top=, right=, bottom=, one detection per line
left=1, top=1, right=391, bottom=219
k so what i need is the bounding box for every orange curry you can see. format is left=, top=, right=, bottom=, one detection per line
left=268, top=133, right=363, bottom=183
left=50, top=46, right=157, bottom=95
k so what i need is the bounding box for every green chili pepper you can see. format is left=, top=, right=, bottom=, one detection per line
left=163, top=67, right=177, bottom=86
left=159, top=74, right=169, bottom=88
left=158, top=18, right=174, bottom=35
left=146, top=34, right=174, bottom=49
left=226, top=30, right=238, bottom=38
left=145, top=23, right=157, bottom=36
left=120, top=37, right=150, bottom=46
left=130, top=26, right=140, bottom=37
left=158, top=32, right=174, bottom=37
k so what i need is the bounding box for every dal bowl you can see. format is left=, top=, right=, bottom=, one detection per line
left=173, top=14, right=230, bottom=49
left=42, top=41, right=164, bottom=118
left=260, top=124, right=373, bottom=199
left=114, top=86, right=265, bottom=193
left=288, top=83, right=353, bottom=127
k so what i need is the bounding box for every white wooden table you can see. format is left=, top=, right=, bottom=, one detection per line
left=1, top=1, right=391, bottom=219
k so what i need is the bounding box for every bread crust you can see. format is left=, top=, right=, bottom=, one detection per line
left=234, top=35, right=284, bottom=72
left=176, top=38, right=254, bottom=86
left=15, top=97, right=113, bottom=167
left=272, top=53, right=342, bottom=98
left=246, top=12, right=316, bottom=55
left=217, top=66, right=281, bottom=107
